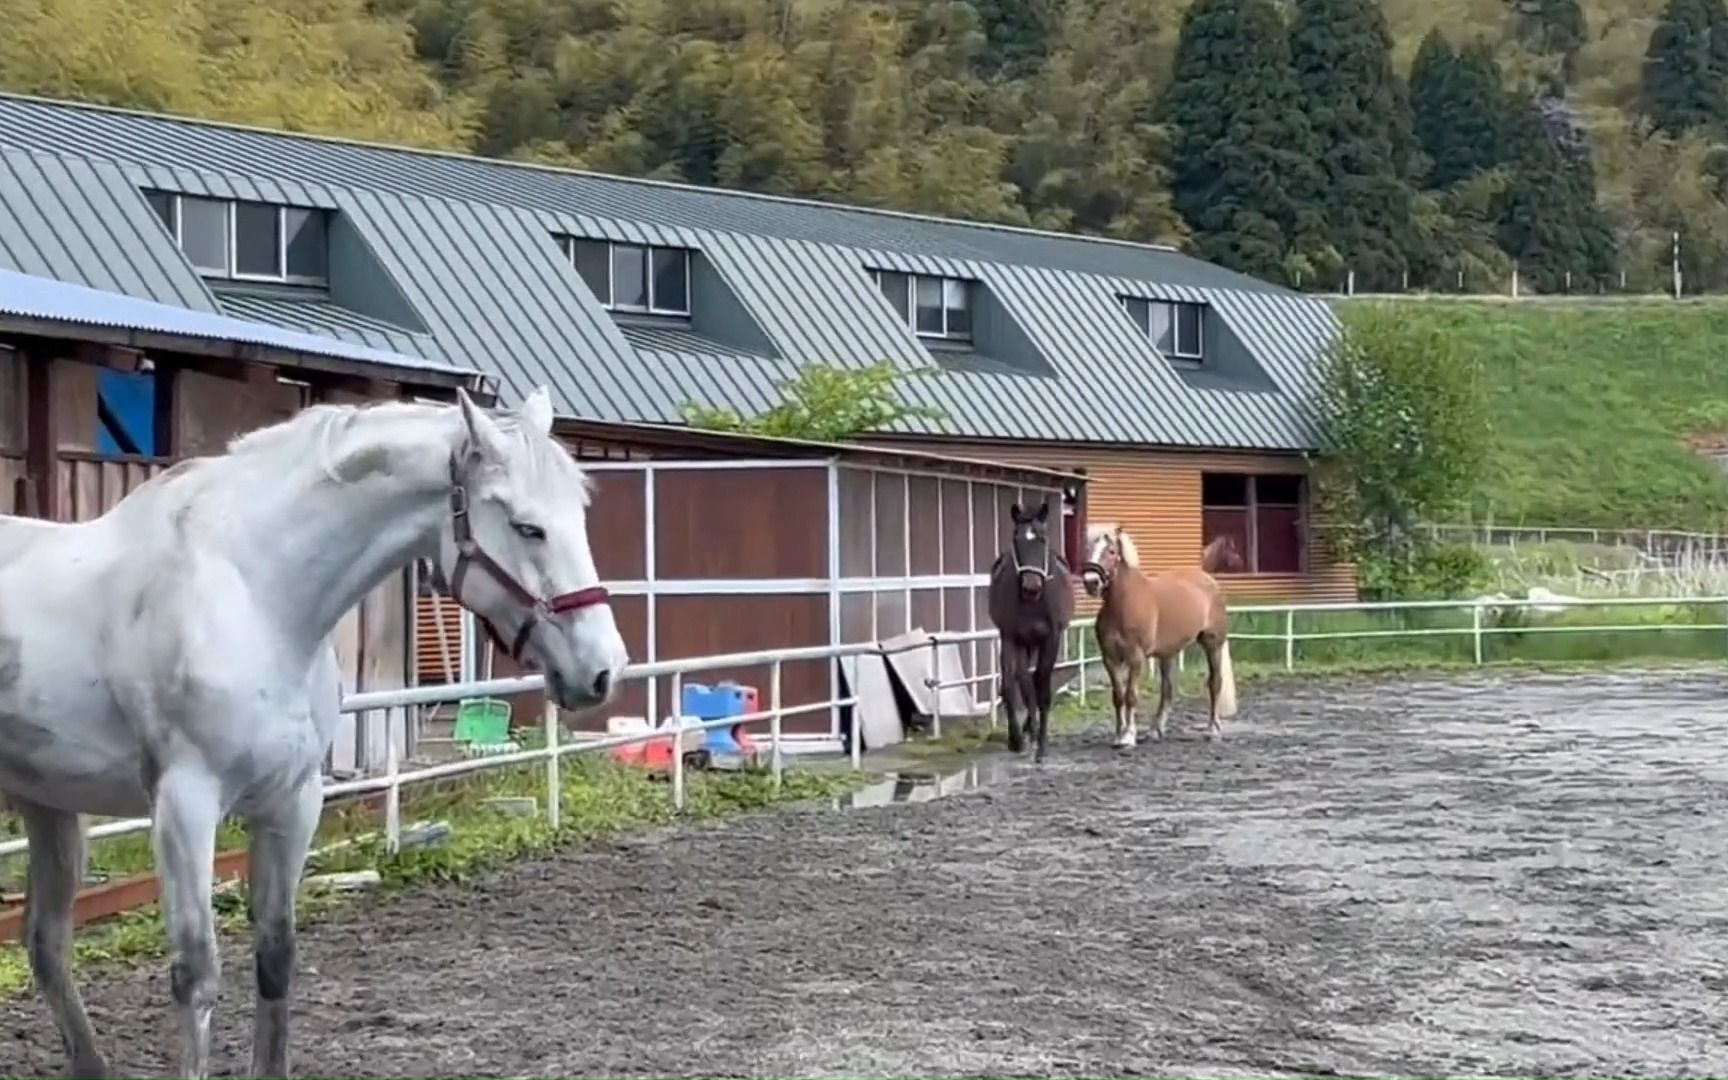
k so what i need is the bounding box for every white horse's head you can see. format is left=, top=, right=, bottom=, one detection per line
left=441, top=386, right=627, bottom=711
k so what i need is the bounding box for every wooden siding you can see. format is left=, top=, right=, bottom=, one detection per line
left=56, top=452, right=171, bottom=521
left=878, top=440, right=1358, bottom=604
left=0, top=349, right=21, bottom=454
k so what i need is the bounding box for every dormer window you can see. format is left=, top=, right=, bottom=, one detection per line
left=557, top=236, right=691, bottom=316
left=142, top=190, right=328, bottom=285
left=1121, top=296, right=1204, bottom=363
left=871, top=269, right=973, bottom=341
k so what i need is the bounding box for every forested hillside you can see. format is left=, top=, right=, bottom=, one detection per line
left=4, top=0, right=1728, bottom=294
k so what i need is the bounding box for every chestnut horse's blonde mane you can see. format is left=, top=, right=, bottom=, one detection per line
left=1086, top=523, right=1140, bottom=568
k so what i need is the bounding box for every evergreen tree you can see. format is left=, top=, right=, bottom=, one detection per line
left=1290, top=0, right=1425, bottom=290
left=1498, top=93, right=1615, bottom=292
left=971, top=0, right=1065, bottom=79
left=1513, top=0, right=1587, bottom=77
left=1640, top=0, right=1728, bottom=136
left=1410, top=34, right=1515, bottom=190
left=1159, top=0, right=1335, bottom=286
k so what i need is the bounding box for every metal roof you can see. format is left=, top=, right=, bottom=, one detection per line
left=0, top=266, right=480, bottom=383
left=0, top=92, right=1338, bottom=450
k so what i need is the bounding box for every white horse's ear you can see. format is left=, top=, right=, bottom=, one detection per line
left=457, top=388, right=511, bottom=462
left=520, top=386, right=554, bottom=436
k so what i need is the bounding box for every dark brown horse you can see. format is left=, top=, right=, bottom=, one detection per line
left=987, top=501, right=1075, bottom=763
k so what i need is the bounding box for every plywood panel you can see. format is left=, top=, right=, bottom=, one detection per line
left=175, top=368, right=304, bottom=456
left=875, top=590, right=908, bottom=640
left=837, top=466, right=874, bottom=577
left=0, top=351, right=22, bottom=454
left=0, top=456, right=26, bottom=515
left=873, top=471, right=906, bottom=576
left=907, top=475, right=942, bottom=574
left=655, top=467, right=827, bottom=579
left=971, top=483, right=997, bottom=574
left=655, top=594, right=830, bottom=736
left=840, top=593, right=873, bottom=645
left=940, top=479, right=971, bottom=575
left=588, top=468, right=646, bottom=581
left=52, top=360, right=98, bottom=453
left=910, top=589, right=942, bottom=636
left=57, top=457, right=168, bottom=522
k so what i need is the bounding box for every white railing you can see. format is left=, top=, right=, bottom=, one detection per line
left=4, top=593, right=1721, bottom=862
left=0, top=632, right=1088, bottom=860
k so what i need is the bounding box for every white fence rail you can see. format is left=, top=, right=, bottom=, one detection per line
left=4, top=593, right=1722, bottom=862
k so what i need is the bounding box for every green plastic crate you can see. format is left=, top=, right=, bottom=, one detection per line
left=452, top=697, right=512, bottom=748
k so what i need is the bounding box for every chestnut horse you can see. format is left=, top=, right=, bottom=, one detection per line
left=987, top=501, right=1074, bottom=763
left=1081, top=524, right=1237, bottom=747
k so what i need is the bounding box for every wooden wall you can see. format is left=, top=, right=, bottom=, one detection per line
left=877, top=439, right=1358, bottom=605
left=0, top=349, right=24, bottom=512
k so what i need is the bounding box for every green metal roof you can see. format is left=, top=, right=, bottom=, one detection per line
left=0, top=92, right=1338, bottom=450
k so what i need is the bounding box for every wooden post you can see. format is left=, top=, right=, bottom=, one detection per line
left=23, top=350, right=59, bottom=521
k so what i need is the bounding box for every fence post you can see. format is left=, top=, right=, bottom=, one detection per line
left=384, top=706, right=401, bottom=856
left=544, top=697, right=561, bottom=832
left=850, top=658, right=864, bottom=771
left=770, top=658, right=784, bottom=792
left=670, top=672, right=686, bottom=812
left=1472, top=603, right=1484, bottom=666
left=1077, top=628, right=1087, bottom=705
left=928, top=636, right=943, bottom=740
left=1283, top=609, right=1295, bottom=671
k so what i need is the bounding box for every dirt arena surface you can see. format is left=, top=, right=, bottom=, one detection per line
left=5, top=668, right=1728, bottom=1077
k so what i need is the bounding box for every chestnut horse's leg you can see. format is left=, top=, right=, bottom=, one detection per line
left=1121, top=651, right=1145, bottom=748
left=1200, top=632, right=1225, bottom=740
left=1153, top=653, right=1176, bottom=739
left=1105, top=650, right=1129, bottom=747
left=1001, top=641, right=1027, bottom=753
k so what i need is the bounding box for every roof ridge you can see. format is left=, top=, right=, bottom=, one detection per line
left=0, top=90, right=1189, bottom=260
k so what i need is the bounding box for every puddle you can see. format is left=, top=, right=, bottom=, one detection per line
left=832, top=755, right=1019, bottom=810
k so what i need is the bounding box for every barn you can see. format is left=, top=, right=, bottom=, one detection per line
left=0, top=91, right=1353, bottom=754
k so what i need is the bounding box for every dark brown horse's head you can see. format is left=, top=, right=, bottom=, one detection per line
left=1007, top=501, right=1054, bottom=599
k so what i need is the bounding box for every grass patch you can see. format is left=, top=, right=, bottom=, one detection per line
left=0, top=756, right=864, bottom=999
left=1339, top=300, right=1728, bottom=529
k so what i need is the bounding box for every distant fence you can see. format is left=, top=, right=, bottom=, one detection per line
left=1421, top=523, right=1728, bottom=564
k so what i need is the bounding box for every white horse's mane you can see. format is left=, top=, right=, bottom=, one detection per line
left=220, top=398, right=592, bottom=498
left=1086, top=522, right=1140, bottom=568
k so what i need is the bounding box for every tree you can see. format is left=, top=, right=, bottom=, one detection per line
left=1311, top=303, right=1492, bottom=594
left=1498, top=92, right=1616, bottom=292
left=1159, top=0, right=1337, bottom=286
left=1289, top=0, right=1426, bottom=290
left=1410, top=33, right=1515, bottom=191
left=1640, top=0, right=1728, bottom=136
left=680, top=361, right=948, bottom=441
left=1513, top=0, right=1587, bottom=77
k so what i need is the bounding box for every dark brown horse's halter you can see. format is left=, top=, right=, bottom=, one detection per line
left=1012, top=528, right=1055, bottom=592
left=443, top=456, right=610, bottom=661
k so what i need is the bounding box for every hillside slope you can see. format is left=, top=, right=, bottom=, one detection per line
left=1344, top=300, right=1728, bottom=530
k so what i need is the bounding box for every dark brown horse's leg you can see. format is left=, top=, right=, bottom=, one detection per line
left=1002, top=643, right=1026, bottom=753
left=1153, top=653, right=1176, bottom=739
left=1032, top=637, right=1058, bottom=764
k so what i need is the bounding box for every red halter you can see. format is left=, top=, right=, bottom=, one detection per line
left=443, top=458, right=610, bottom=661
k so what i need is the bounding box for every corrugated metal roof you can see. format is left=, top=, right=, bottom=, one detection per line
left=214, top=292, right=444, bottom=356
left=0, top=267, right=478, bottom=378
left=0, top=92, right=1339, bottom=450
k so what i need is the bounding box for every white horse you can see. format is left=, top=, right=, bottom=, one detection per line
left=0, top=386, right=627, bottom=1078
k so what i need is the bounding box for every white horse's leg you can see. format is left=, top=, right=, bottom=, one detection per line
left=248, top=777, right=321, bottom=1079
left=152, top=768, right=224, bottom=1080
left=1154, top=654, right=1176, bottom=739
left=16, top=798, right=108, bottom=1077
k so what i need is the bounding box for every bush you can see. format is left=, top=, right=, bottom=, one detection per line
left=1358, top=541, right=1493, bottom=600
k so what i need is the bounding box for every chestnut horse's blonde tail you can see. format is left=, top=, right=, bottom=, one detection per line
left=1214, top=638, right=1238, bottom=718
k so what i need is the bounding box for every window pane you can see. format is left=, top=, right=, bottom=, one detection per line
left=1201, top=508, right=1250, bottom=572
left=1201, top=472, right=1248, bottom=506
left=574, top=240, right=610, bottom=303
left=555, top=235, right=573, bottom=261
left=1255, top=505, right=1304, bottom=573
left=877, top=271, right=910, bottom=324
left=1150, top=300, right=1175, bottom=355
left=943, top=278, right=971, bottom=337
left=1256, top=474, right=1304, bottom=505
left=284, top=207, right=327, bottom=280
left=651, top=248, right=689, bottom=313
left=143, top=190, right=175, bottom=234
left=95, top=369, right=157, bottom=457
left=914, top=275, right=943, bottom=335
left=179, top=196, right=230, bottom=275
left=1123, top=296, right=1150, bottom=335
left=1175, top=302, right=1203, bottom=357
left=611, top=243, right=648, bottom=308
left=234, top=201, right=281, bottom=277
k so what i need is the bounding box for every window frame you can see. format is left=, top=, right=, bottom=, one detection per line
left=1120, top=295, right=1206, bottom=364
left=145, top=190, right=329, bottom=287
left=1199, top=471, right=1309, bottom=575
left=557, top=235, right=693, bottom=317
left=870, top=268, right=975, bottom=341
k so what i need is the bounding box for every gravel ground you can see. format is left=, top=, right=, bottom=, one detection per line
left=5, top=669, right=1728, bottom=1077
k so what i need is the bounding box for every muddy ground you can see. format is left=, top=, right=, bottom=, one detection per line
left=5, top=669, right=1728, bottom=1077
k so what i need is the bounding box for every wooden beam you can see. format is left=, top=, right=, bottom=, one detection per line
left=23, top=349, right=59, bottom=520
left=72, top=342, right=145, bottom=372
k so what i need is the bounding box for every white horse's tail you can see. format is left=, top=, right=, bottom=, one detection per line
left=1214, top=638, right=1238, bottom=719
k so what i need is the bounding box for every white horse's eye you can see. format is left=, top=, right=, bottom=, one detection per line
left=510, top=520, right=546, bottom=541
